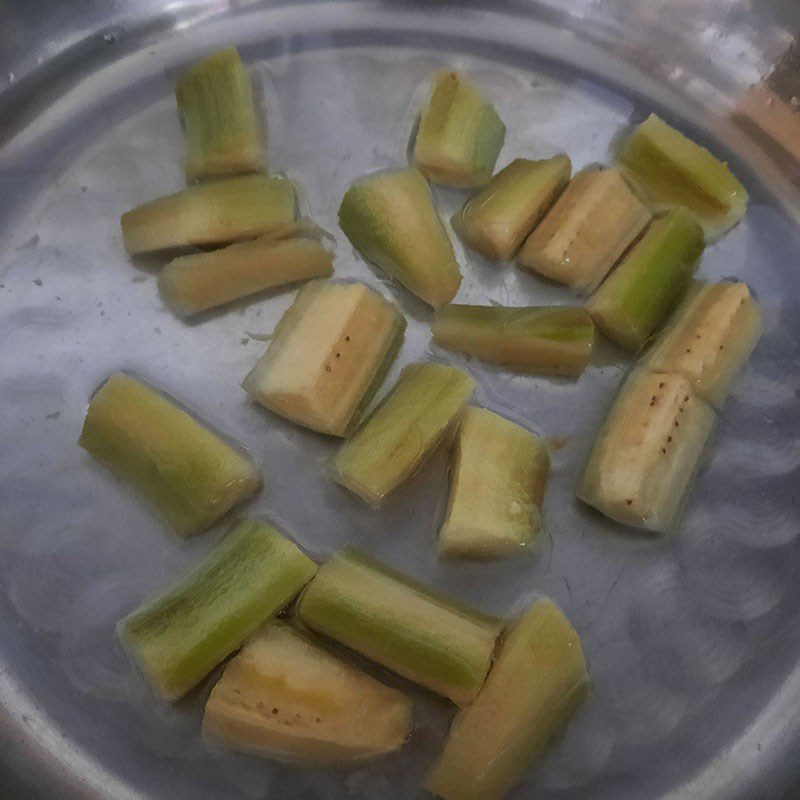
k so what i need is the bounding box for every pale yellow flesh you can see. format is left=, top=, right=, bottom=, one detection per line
left=518, top=168, right=651, bottom=293
left=203, top=623, right=412, bottom=764
left=455, top=155, right=571, bottom=261
left=644, top=281, right=762, bottom=408
left=159, top=237, right=333, bottom=317
left=578, top=369, right=716, bottom=532
left=440, top=407, right=550, bottom=558
left=79, top=373, right=261, bottom=536
left=426, top=599, right=588, bottom=800
left=242, top=281, right=403, bottom=437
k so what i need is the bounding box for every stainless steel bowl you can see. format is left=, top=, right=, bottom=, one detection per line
left=1, top=2, right=799, bottom=799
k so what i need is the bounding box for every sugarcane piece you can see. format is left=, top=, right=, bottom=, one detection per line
left=242, top=280, right=406, bottom=437
left=338, top=169, right=462, bottom=308
left=203, top=622, right=412, bottom=764
left=295, top=549, right=502, bottom=706
left=431, top=304, right=595, bottom=377
left=518, top=168, right=651, bottom=293
left=121, top=174, right=296, bottom=255
left=413, top=71, right=506, bottom=188
left=332, top=363, right=475, bottom=506
left=618, top=113, right=749, bottom=241
left=426, top=599, right=588, bottom=800
left=79, top=373, right=261, bottom=536
left=159, top=237, right=333, bottom=317
left=578, top=369, right=716, bottom=532
left=119, top=521, right=317, bottom=700
left=453, top=155, right=571, bottom=261
left=587, top=207, right=704, bottom=351
left=439, top=408, right=550, bottom=558
left=176, top=48, right=263, bottom=181
left=643, top=280, right=762, bottom=409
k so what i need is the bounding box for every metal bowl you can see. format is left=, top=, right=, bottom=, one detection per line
left=1, top=2, right=799, bottom=798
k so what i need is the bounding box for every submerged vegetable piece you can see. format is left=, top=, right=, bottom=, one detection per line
left=439, top=408, right=550, bottom=558
left=518, top=168, right=651, bottom=293
left=644, top=280, right=762, bottom=409
left=203, top=622, right=412, bottom=764
left=413, top=71, right=506, bottom=188
left=119, top=521, right=317, bottom=700
left=242, top=280, right=406, bottom=437
left=159, top=237, right=333, bottom=317
left=121, top=175, right=296, bottom=255
left=578, top=369, right=715, bottom=532
left=587, top=207, right=704, bottom=351
left=176, top=48, right=263, bottom=181
left=332, top=363, right=476, bottom=505
left=432, top=304, right=595, bottom=377
left=296, top=549, right=502, bottom=706
left=453, top=155, right=571, bottom=261
left=426, top=599, right=588, bottom=800
left=619, top=113, right=749, bottom=241
left=79, top=373, right=261, bottom=536
left=338, top=169, right=462, bottom=308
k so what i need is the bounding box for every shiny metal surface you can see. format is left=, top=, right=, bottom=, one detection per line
left=1, top=2, right=799, bottom=799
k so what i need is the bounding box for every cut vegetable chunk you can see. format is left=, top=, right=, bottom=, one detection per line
left=159, top=237, right=333, bottom=317
left=176, top=48, right=263, bottom=181
left=333, top=363, right=475, bottom=505
left=242, top=280, right=406, bottom=437
left=203, top=622, right=412, bottom=764
left=119, top=521, right=317, bottom=700
left=296, top=550, right=502, bottom=706
left=619, top=113, right=748, bottom=241
left=643, top=280, right=762, bottom=409
left=432, top=304, right=594, bottom=377
left=578, top=369, right=715, bottom=532
left=426, top=598, right=588, bottom=800
left=338, top=169, right=461, bottom=308
left=453, top=155, right=571, bottom=261
left=587, top=207, right=704, bottom=351
left=121, top=175, right=296, bottom=255
left=413, top=71, right=506, bottom=188
left=518, top=168, right=651, bottom=293
left=80, top=373, right=261, bottom=536
left=440, top=408, right=550, bottom=558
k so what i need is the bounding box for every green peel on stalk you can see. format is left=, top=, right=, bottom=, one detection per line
left=242, top=280, right=406, bottom=437
left=332, top=362, right=476, bottom=506
left=432, top=304, right=595, bottom=377
left=439, top=407, right=550, bottom=558
left=79, top=373, right=261, bottom=536
left=295, top=549, right=502, bottom=706
left=119, top=521, right=317, bottom=700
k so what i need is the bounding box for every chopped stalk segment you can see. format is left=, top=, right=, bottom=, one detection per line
left=440, top=408, right=550, bottom=558
left=644, top=280, right=762, bottom=409
left=578, top=369, right=716, bottom=532
left=426, top=599, right=588, bottom=800
left=413, top=71, right=506, bottom=188
left=296, top=549, right=502, bottom=706
left=338, top=169, right=462, bottom=308
left=587, top=207, right=704, bottom=351
left=121, top=175, right=296, bottom=255
left=242, top=280, right=406, bottom=437
left=618, top=113, right=749, bottom=241
left=203, top=622, right=412, bottom=764
left=79, top=373, right=261, bottom=536
left=176, top=48, right=263, bottom=181
left=119, top=521, right=317, bottom=700
left=332, top=363, right=476, bottom=505
left=432, top=304, right=595, bottom=377
left=453, top=155, right=571, bottom=261
left=159, top=237, right=333, bottom=317
left=518, top=168, right=651, bottom=293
